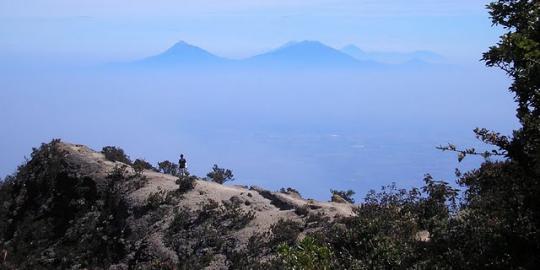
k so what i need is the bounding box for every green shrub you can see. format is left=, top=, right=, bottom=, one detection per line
left=330, top=189, right=355, bottom=204
left=145, top=190, right=169, bottom=210
left=318, top=180, right=459, bottom=269
left=280, top=187, right=301, bottom=197
left=305, top=212, right=330, bottom=226
left=206, top=164, right=234, bottom=184
left=278, top=237, right=336, bottom=270
left=133, top=159, right=155, bottom=175
left=294, top=205, right=310, bottom=217
left=269, top=219, right=304, bottom=247
left=176, top=175, right=197, bottom=193
left=107, top=164, right=129, bottom=182
left=101, top=146, right=132, bottom=164
left=107, top=162, right=149, bottom=192
left=164, top=199, right=255, bottom=268
left=158, top=160, right=178, bottom=176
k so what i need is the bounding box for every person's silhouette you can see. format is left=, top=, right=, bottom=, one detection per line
left=178, top=154, right=187, bottom=176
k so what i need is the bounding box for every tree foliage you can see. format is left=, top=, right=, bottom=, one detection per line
left=101, top=146, right=132, bottom=165
left=206, top=164, right=234, bottom=184
left=278, top=237, right=336, bottom=270
left=133, top=158, right=155, bottom=175
left=175, top=174, right=197, bottom=193
left=453, top=1, right=540, bottom=267
left=158, top=160, right=179, bottom=176
left=481, top=0, right=540, bottom=168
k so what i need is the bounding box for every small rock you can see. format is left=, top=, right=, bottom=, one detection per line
left=415, top=230, right=431, bottom=242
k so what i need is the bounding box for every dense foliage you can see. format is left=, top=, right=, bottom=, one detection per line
left=0, top=140, right=131, bottom=269
left=158, top=160, right=179, bottom=176
left=278, top=237, right=336, bottom=270
left=101, top=146, right=132, bottom=165
left=175, top=174, right=197, bottom=193
left=164, top=199, right=255, bottom=269
left=206, top=164, right=234, bottom=184
left=132, top=159, right=155, bottom=174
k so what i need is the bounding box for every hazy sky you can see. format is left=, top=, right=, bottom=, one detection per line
left=0, top=0, right=501, bottom=62
left=0, top=0, right=517, bottom=199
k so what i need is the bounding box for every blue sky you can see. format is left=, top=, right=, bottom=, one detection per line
left=0, top=0, right=501, bottom=63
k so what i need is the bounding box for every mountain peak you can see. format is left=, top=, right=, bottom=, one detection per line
left=135, top=40, right=227, bottom=67
left=164, top=40, right=204, bottom=53
left=247, top=40, right=364, bottom=67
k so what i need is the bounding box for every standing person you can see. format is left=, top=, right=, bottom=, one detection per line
left=178, top=154, right=187, bottom=176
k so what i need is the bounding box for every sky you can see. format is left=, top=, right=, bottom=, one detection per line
left=0, top=0, right=501, bottom=62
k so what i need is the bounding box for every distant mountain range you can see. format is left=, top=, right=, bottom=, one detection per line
left=341, top=44, right=445, bottom=64
left=245, top=41, right=379, bottom=68
left=130, top=40, right=444, bottom=70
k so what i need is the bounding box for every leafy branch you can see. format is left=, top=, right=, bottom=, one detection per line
left=437, top=143, right=505, bottom=162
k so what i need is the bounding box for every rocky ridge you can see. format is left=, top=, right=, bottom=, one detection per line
left=0, top=140, right=354, bottom=269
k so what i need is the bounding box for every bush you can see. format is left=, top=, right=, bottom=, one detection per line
left=269, top=219, right=304, bottom=247
left=133, top=159, right=155, bottom=175
left=294, top=205, right=310, bottom=217
left=127, top=175, right=149, bottom=191
left=280, top=187, right=301, bottom=197
left=330, top=189, right=355, bottom=204
left=145, top=190, right=169, bottom=210
left=164, top=199, right=255, bottom=268
left=227, top=218, right=308, bottom=269
left=176, top=175, right=197, bottom=193
left=102, top=146, right=132, bottom=164
left=278, top=237, right=336, bottom=270
left=316, top=180, right=460, bottom=269
left=305, top=212, right=330, bottom=226
left=206, top=164, right=234, bottom=184
left=107, top=163, right=149, bottom=192
left=107, top=164, right=129, bottom=183
left=158, top=160, right=178, bottom=176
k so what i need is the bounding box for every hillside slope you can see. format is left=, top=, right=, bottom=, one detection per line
left=0, top=140, right=353, bottom=269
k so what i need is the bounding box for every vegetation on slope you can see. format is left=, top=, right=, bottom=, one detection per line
left=0, top=140, right=131, bottom=269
